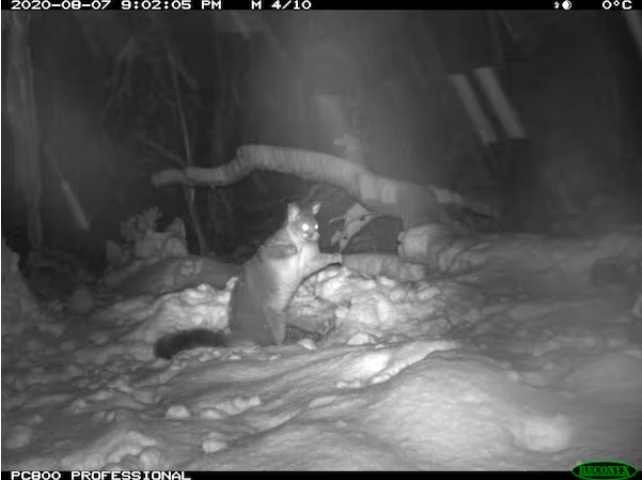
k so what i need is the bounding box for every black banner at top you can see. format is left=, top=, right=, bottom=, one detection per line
left=2, top=0, right=638, bottom=10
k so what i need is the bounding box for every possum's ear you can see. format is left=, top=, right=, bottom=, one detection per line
left=287, top=203, right=301, bottom=223
left=311, top=202, right=321, bottom=216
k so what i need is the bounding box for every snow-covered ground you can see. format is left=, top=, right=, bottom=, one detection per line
left=3, top=264, right=642, bottom=471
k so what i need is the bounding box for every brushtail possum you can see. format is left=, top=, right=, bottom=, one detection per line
left=154, top=202, right=342, bottom=359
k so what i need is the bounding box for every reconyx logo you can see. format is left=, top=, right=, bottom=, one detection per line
left=572, top=461, right=638, bottom=480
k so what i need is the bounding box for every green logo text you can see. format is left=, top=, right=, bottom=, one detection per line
left=573, top=461, right=638, bottom=480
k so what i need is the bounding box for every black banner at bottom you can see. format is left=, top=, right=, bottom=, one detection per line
left=2, top=472, right=579, bottom=480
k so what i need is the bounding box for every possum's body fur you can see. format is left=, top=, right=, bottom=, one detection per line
left=154, top=203, right=341, bottom=359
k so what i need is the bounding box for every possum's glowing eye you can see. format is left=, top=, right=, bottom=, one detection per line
left=301, top=223, right=310, bottom=231
left=315, top=224, right=319, bottom=230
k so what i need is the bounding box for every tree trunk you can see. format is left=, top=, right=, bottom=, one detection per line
left=6, top=13, right=43, bottom=251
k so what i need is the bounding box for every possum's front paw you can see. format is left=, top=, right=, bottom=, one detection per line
left=329, top=253, right=343, bottom=264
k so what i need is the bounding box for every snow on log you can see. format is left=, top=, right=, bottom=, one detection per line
left=152, top=144, right=499, bottom=230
